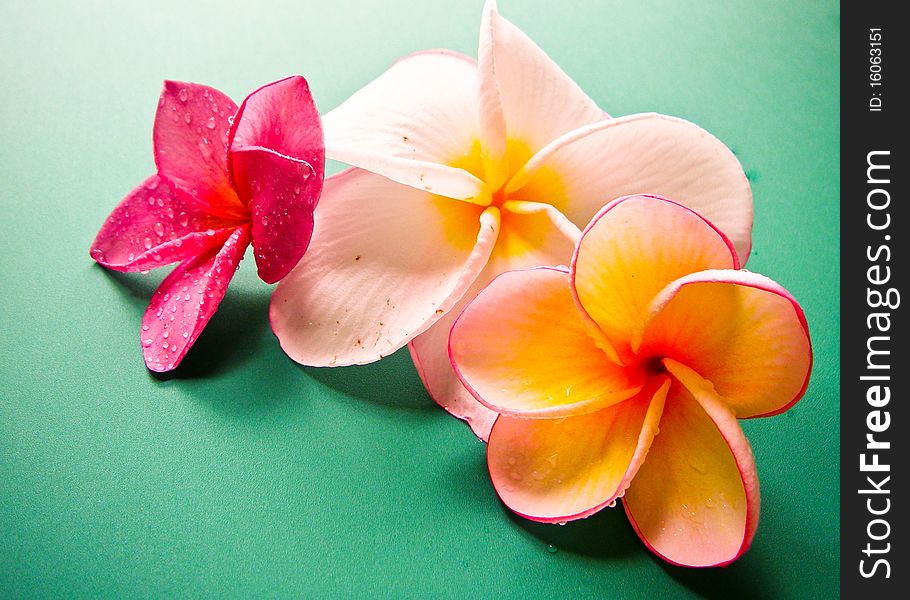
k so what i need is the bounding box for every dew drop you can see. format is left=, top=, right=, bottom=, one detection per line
left=198, top=139, right=212, bottom=159
left=143, top=237, right=152, bottom=250
left=182, top=331, right=189, bottom=339
left=142, top=324, right=149, bottom=331
left=546, top=545, right=558, bottom=554
left=178, top=212, right=189, bottom=227
left=146, top=179, right=159, bottom=190
left=530, top=470, right=546, bottom=481
left=607, top=499, right=617, bottom=508
left=184, top=294, right=190, bottom=301
left=206, top=229, right=215, bottom=236
left=147, top=196, right=156, bottom=206
left=261, top=216, right=269, bottom=227
left=178, top=88, right=189, bottom=102
left=161, top=342, right=169, bottom=349
left=156, top=197, right=164, bottom=207
left=154, top=222, right=164, bottom=237
left=142, top=339, right=152, bottom=348
left=162, top=331, right=169, bottom=339
left=206, top=116, right=216, bottom=129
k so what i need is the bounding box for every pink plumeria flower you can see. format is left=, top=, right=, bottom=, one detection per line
left=271, top=0, right=752, bottom=440
left=449, top=195, right=812, bottom=567
left=91, top=76, right=324, bottom=372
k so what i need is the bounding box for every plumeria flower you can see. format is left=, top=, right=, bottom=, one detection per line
left=271, top=0, right=752, bottom=440
left=448, top=194, right=812, bottom=567
left=90, top=76, right=324, bottom=372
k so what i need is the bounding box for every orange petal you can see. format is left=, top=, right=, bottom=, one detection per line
left=623, top=377, right=759, bottom=567
left=571, top=195, right=737, bottom=361
left=451, top=267, right=643, bottom=417
left=638, top=270, right=812, bottom=418
left=488, top=378, right=669, bottom=522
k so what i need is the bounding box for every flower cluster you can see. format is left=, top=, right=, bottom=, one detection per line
left=91, top=0, right=811, bottom=568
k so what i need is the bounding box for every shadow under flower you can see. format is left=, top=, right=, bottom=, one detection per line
left=505, top=502, right=640, bottom=560
left=99, top=266, right=272, bottom=379
left=301, top=348, right=436, bottom=411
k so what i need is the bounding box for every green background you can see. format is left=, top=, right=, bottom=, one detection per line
left=0, top=1, right=839, bottom=597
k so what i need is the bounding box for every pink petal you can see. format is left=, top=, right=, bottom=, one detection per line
left=321, top=50, right=487, bottom=202
left=140, top=226, right=251, bottom=372
left=477, top=0, right=606, bottom=170
left=409, top=206, right=580, bottom=440
left=153, top=81, right=244, bottom=219
left=90, top=175, right=236, bottom=272
left=229, top=75, right=325, bottom=193
left=487, top=377, right=668, bottom=523
left=507, top=114, right=753, bottom=263
left=270, top=168, right=498, bottom=367
left=450, top=267, right=644, bottom=417
left=231, top=147, right=320, bottom=284
left=639, top=270, right=812, bottom=419
left=623, top=373, right=760, bottom=567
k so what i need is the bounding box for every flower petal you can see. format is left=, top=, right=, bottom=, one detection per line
left=140, top=226, right=251, bottom=372
left=639, top=270, right=812, bottom=418
left=487, top=377, right=669, bottom=523
left=623, top=375, right=759, bottom=567
left=153, top=81, right=243, bottom=218
left=409, top=300, right=500, bottom=440
left=229, top=75, right=325, bottom=196
left=571, top=195, right=738, bottom=361
left=90, top=175, right=235, bottom=272
left=322, top=50, right=487, bottom=202
left=477, top=0, right=606, bottom=174
left=270, top=168, right=498, bottom=367
left=230, top=148, right=320, bottom=284
left=507, top=114, right=753, bottom=262
left=409, top=204, right=581, bottom=440
left=450, top=266, right=644, bottom=417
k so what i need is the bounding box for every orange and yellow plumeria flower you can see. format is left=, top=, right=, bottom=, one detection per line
left=449, top=194, right=812, bottom=567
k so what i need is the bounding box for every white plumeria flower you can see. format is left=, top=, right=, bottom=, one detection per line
left=271, top=0, right=752, bottom=440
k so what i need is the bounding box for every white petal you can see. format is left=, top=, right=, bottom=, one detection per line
left=323, top=50, right=488, bottom=202
left=508, top=113, right=754, bottom=263
left=271, top=168, right=498, bottom=366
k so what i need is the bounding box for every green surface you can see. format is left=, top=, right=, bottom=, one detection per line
left=1, top=1, right=839, bottom=597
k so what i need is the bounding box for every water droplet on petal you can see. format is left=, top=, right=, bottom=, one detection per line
left=261, top=216, right=268, bottom=227
left=206, top=116, right=216, bottom=129
left=143, top=237, right=152, bottom=250
left=142, top=339, right=152, bottom=348
left=154, top=222, right=164, bottom=237
left=206, top=229, right=215, bottom=236
left=178, top=212, right=189, bottom=227
left=546, top=545, right=558, bottom=554
left=142, top=324, right=149, bottom=331
left=178, top=88, right=189, bottom=102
